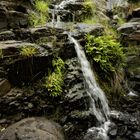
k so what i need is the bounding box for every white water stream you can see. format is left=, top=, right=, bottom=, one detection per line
left=69, top=35, right=111, bottom=140
left=69, top=35, right=110, bottom=123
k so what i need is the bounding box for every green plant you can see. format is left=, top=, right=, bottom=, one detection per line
left=35, top=0, right=49, bottom=13
left=44, top=58, right=65, bottom=97
left=82, top=0, right=96, bottom=20
left=20, top=46, right=38, bottom=57
left=85, top=34, right=126, bottom=73
left=28, top=0, right=49, bottom=26
left=28, top=12, right=39, bottom=26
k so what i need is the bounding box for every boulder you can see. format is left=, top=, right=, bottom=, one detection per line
left=0, top=117, right=65, bottom=140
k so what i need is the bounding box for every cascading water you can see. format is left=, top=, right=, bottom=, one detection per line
left=50, top=0, right=76, bottom=26
left=69, top=35, right=111, bottom=140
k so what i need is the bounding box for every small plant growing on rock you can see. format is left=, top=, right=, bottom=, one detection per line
left=44, top=58, right=65, bottom=97
left=28, top=0, right=49, bottom=26
left=85, top=34, right=126, bottom=73
left=82, top=0, right=95, bottom=20
left=85, top=35, right=126, bottom=98
left=20, top=46, right=38, bottom=57
left=35, top=0, right=49, bottom=13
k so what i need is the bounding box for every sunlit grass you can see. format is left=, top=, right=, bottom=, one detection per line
left=20, top=46, right=38, bottom=57
left=28, top=0, right=49, bottom=27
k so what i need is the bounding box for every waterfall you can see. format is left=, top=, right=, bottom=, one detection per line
left=51, top=0, right=76, bottom=26
left=69, top=35, right=111, bottom=140
left=56, top=0, right=76, bottom=9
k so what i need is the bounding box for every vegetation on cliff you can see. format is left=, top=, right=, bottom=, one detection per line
left=28, top=0, right=49, bottom=26
left=85, top=34, right=126, bottom=73
left=44, top=58, right=65, bottom=97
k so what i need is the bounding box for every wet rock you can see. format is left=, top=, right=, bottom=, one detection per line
left=0, top=40, right=39, bottom=60
left=118, top=22, right=140, bottom=34
left=0, top=117, right=65, bottom=140
left=126, top=54, right=140, bottom=96
left=132, top=7, right=140, bottom=18
left=0, top=79, right=11, bottom=96
left=108, top=123, right=118, bottom=138
left=132, top=131, right=140, bottom=140
left=0, top=0, right=31, bottom=31
left=0, top=31, right=15, bottom=41
left=109, top=128, right=117, bottom=137
left=118, top=18, right=140, bottom=95
left=110, top=111, right=140, bottom=140
left=71, top=23, right=104, bottom=40
left=84, top=127, right=109, bottom=140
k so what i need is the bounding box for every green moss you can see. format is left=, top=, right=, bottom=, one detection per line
left=20, top=46, right=39, bottom=57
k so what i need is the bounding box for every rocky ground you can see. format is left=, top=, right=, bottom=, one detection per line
left=0, top=0, right=140, bottom=140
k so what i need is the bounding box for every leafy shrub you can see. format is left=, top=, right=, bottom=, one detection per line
left=44, top=58, right=65, bottom=97
left=85, top=34, right=126, bottom=73
left=35, top=0, right=49, bottom=13
left=82, top=0, right=96, bottom=20
left=28, top=12, right=40, bottom=26
left=20, top=46, right=38, bottom=57
left=28, top=0, right=49, bottom=26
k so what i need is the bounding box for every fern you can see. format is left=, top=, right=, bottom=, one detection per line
left=85, top=34, right=126, bottom=73
left=44, top=58, right=65, bottom=97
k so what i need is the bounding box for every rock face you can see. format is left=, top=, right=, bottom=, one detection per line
left=110, top=111, right=140, bottom=140
left=49, top=0, right=108, bottom=23
left=0, top=117, right=65, bottom=140
left=0, top=79, right=11, bottom=96
left=0, top=0, right=31, bottom=31
left=118, top=6, right=140, bottom=96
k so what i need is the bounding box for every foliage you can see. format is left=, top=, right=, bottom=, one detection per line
left=118, top=17, right=125, bottom=25
left=20, top=46, right=38, bottom=57
left=35, top=0, right=48, bottom=13
left=28, top=12, right=40, bottom=26
left=85, top=34, right=126, bottom=73
left=44, top=58, right=65, bottom=97
left=82, top=0, right=95, bottom=20
left=28, top=0, right=49, bottom=26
